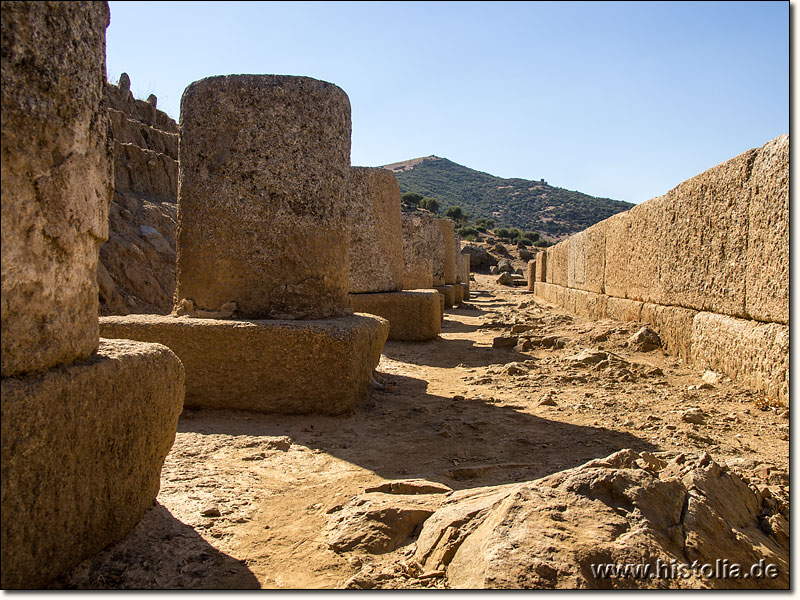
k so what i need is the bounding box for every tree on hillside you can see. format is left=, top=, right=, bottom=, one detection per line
left=445, top=205, right=467, bottom=222
left=420, top=197, right=440, bottom=214
left=402, top=192, right=423, bottom=207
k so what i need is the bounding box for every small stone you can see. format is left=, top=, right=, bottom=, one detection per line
left=681, top=408, right=706, bottom=424
left=627, top=327, right=661, bottom=352
left=200, top=506, right=221, bottom=518
left=492, top=335, right=519, bottom=349
left=538, top=394, right=557, bottom=406
left=496, top=272, right=514, bottom=286
left=701, top=370, right=721, bottom=385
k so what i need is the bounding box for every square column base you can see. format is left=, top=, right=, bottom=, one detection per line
left=1, top=339, right=184, bottom=589
left=435, top=285, right=456, bottom=309
left=100, top=313, right=389, bottom=415
left=350, top=290, right=441, bottom=341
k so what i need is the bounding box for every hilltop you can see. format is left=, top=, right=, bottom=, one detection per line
left=383, top=156, right=633, bottom=239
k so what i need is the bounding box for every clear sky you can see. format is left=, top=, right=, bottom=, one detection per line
left=106, top=1, right=788, bottom=204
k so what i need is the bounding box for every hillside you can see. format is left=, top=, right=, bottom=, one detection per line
left=383, top=156, right=633, bottom=239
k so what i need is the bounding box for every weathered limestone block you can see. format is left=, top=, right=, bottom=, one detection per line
left=605, top=297, right=643, bottom=322
left=567, top=221, right=606, bottom=293
left=438, top=219, right=457, bottom=285
left=746, top=134, right=789, bottom=324
left=113, top=141, right=178, bottom=201
left=535, top=249, right=547, bottom=283
left=1, top=339, right=184, bottom=588
left=176, top=74, right=352, bottom=319
left=401, top=212, right=437, bottom=289
left=534, top=282, right=566, bottom=308
left=601, top=210, right=631, bottom=298
left=1, top=1, right=112, bottom=377
left=549, top=241, right=568, bottom=288
left=640, top=303, right=698, bottom=362
left=656, top=150, right=753, bottom=317
left=108, top=109, right=179, bottom=159
left=624, top=197, right=666, bottom=304
left=567, top=288, right=607, bottom=321
left=350, top=291, right=440, bottom=341
left=527, top=259, right=536, bottom=292
left=100, top=313, right=389, bottom=414
left=460, top=253, right=471, bottom=299
left=435, top=285, right=456, bottom=309
left=432, top=220, right=447, bottom=286
left=453, top=283, right=464, bottom=306
left=348, top=167, right=404, bottom=293
left=691, top=312, right=788, bottom=404
left=453, top=234, right=463, bottom=283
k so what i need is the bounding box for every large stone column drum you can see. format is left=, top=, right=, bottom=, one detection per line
left=1, top=2, right=184, bottom=588
left=347, top=168, right=440, bottom=340
left=176, top=74, right=353, bottom=319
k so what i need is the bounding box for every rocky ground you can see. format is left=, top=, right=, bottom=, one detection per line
left=59, top=274, right=789, bottom=590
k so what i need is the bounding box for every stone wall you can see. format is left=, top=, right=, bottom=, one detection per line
left=99, top=75, right=179, bottom=315
left=533, top=135, right=789, bottom=403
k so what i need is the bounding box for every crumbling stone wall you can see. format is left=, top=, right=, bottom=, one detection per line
left=533, top=135, right=789, bottom=402
left=99, top=75, right=179, bottom=315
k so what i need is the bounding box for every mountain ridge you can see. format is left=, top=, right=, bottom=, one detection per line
left=382, top=156, right=633, bottom=239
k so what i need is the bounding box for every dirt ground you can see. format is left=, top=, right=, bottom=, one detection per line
left=61, top=274, right=790, bottom=590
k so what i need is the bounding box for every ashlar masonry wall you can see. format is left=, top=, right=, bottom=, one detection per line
left=533, top=135, right=789, bottom=403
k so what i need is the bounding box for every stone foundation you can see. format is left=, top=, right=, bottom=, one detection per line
left=1, top=339, right=184, bottom=589
left=350, top=291, right=440, bottom=341
left=435, top=285, right=456, bottom=309
left=452, top=283, right=464, bottom=306
left=533, top=282, right=788, bottom=403
left=100, top=314, right=389, bottom=414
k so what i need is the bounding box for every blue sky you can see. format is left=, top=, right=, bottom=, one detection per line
left=106, top=1, right=788, bottom=204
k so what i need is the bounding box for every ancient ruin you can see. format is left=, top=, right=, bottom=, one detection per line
left=434, top=218, right=457, bottom=308
left=532, top=135, right=788, bottom=404
left=1, top=2, right=184, bottom=588
left=347, top=168, right=441, bottom=341
left=100, top=74, right=389, bottom=414
left=99, top=74, right=179, bottom=314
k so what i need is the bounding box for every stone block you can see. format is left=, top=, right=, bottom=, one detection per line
left=435, top=285, right=456, bottom=309
left=691, top=312, right=788, bottom=404
left=1, top=339, right=184, bottom=588
left=350, top=291, right=440, bottom=341
left=176, top=74, right=352, bottom=319
left=438, top=219, right=457, bottom=284
left=746, top=134, right=789, bottom=324
left=113, top=141, right=178, bottom=201
left=534, top=282, right=566, bottom=308
left=402, top=212, right=437, bottom=290
left=656, top=149, right=753, bottom=316
left=348, top=167, right=404, bottom=293
left=640, top=303, right=698, bottom=361
left=571, top=221, right=606, bottom=293
left=549, top=241, right=568, bottom=287
left=535, top=250, right=547, bottom=283
left=624, top=197, right=667, bottom=303
left=1, top=1, right=112, bottom=377
left=527, top=259, right=536, bottom=292
left=605, top=297, right=643, bottom=322
left=602, top=210, right=632, bottom=299
left=100, top=313, right=389, bottom=414
left=453, top=283, right=465, bottom=306
left=567, top=288, right=607, bottom=321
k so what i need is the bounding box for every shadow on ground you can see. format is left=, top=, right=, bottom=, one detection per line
left=178, top=371, right=658, bottom=492
left=57, top=503, right=260, bottom=590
